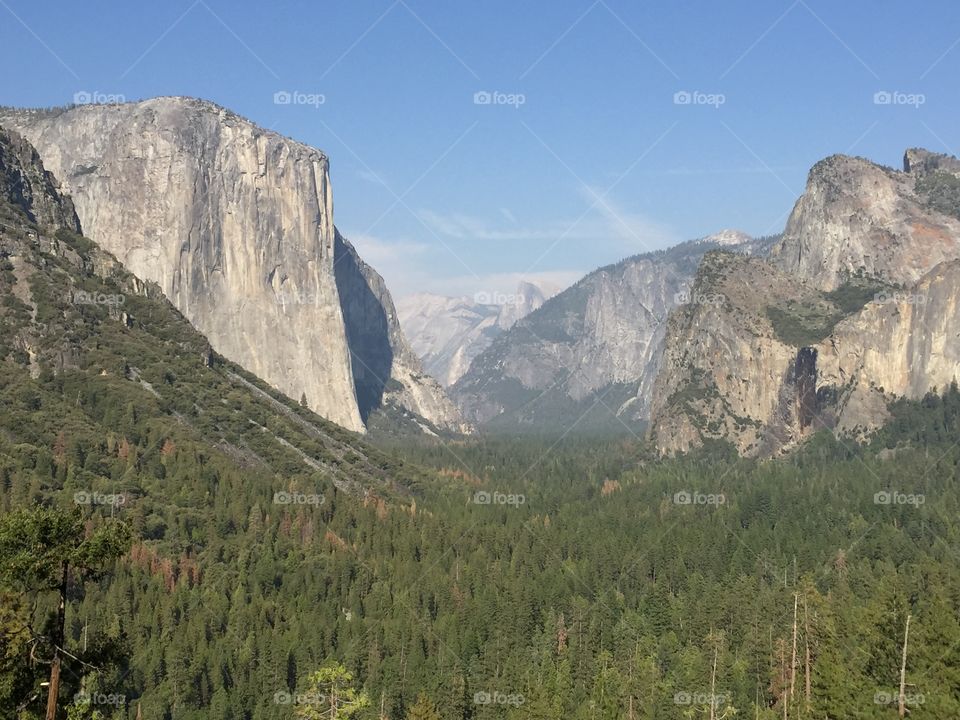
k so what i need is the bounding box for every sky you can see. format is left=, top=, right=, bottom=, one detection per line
left=2, top=0, right=959, bottom=301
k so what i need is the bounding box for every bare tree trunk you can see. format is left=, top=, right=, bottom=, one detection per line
left=45, top=561, right=69, bottom=720
left=804, top=593, right=811, bottom=712
left=710, top=642, right=718, bottom=720
left=790, top=593, right=798, bottom=705
left=899, top=614, right=911, bottom=719
left=780, top=641, right=787, bottom=720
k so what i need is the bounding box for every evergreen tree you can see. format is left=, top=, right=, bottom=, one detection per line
left=404, top=692, right=441, bottom=720
left=296, top=662, right=370, bottom=720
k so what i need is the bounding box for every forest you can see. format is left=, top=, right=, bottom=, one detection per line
left=2, top=169, right=960, bottom=719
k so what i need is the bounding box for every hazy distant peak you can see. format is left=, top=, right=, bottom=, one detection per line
left=697, top=229, right=752, bottom=247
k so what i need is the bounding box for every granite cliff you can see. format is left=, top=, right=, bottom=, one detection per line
left=650, top=149, right=960, bottom=455
left=769, top=149, right=960, bottom=290
left=0, top=98, right=465, bottom=433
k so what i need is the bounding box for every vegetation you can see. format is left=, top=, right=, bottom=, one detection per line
left=766, top=276, right=886, bottom=347
left=3, top=160, right=960, bottom=718
left=916, top=170, right=960, bottom=220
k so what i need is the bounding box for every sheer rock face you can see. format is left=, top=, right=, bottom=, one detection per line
left=0, top=98, right=464, bottom=433
left=650, top=253, right=960, bottom=456
left=648, top=252, right=815, bottom=457
left=334, top=231, right=471, bottom=433
left=816, top=260, right=960, bottom=433
left=768, top=152, right=960, bottom=291
left=650, top=147, right=960, bottom=456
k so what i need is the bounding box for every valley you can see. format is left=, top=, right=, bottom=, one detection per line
left=2, top=5, right=960, bottom=717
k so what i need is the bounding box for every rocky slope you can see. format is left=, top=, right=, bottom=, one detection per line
left=397, top=280, right=556, bottom=387
left=0, top=127, right=79, bottom=232
left=647, top=251, right=855, bottom=456
left=0, top=98, right=464, bottom=434
left=451, top=231, right=773, bottom=432
left=650, top=148, right=960, bottom=456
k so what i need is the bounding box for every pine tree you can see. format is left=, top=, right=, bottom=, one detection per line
left=296, top=661, right=370, bottom=719
left=0, top=506, right=131, bottom=720
left=404, top=692, right=441, bottom=720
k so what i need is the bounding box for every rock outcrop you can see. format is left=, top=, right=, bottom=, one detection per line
left=0, top=127, right=79, bottom=232
left=648, top=251, right=841, bottom=456
left=0, top=98, right=465, bottom=433
left=451, top=231, right=772, bottom=431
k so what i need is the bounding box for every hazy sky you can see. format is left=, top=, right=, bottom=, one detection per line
left=2, top=0, right=959, bottom=299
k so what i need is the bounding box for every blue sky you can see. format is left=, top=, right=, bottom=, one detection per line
left=2, top=0, right=959, bottom=299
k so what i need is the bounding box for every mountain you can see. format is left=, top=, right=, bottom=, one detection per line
left=6, top=120, right=960, bottom=720
left=649, top=149, right=960, bottom=456
left=396, top=280, right=557, bottom=387
left=768, top=149, right=960, bottom=290
left=0, top=123, right=418, bottom=496
left=450, top=230, right=774, bottom=432
left=0, top=98, right=466, bottom=434
left=333, top=230, right=468, bottom=433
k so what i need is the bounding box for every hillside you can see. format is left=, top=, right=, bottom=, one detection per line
left=0, top=98, right=466, bottom=435
left=3, top=125, right=960, bottom=720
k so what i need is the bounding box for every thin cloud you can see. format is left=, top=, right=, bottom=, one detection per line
left=417, top=210, right=556, bottom=242
left=356, top=168, right=388, bottom=185
left=577, top=186, right=680, bottom=252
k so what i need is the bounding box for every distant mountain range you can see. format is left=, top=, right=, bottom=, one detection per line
left=396, top=280, right=559, bottom=387
left=434, top=148, right=960, bottom=453
left=449, top=230, right=776, bottom=434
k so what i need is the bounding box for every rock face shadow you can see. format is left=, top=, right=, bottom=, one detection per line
left=333, top=231, right=393, bottom=423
